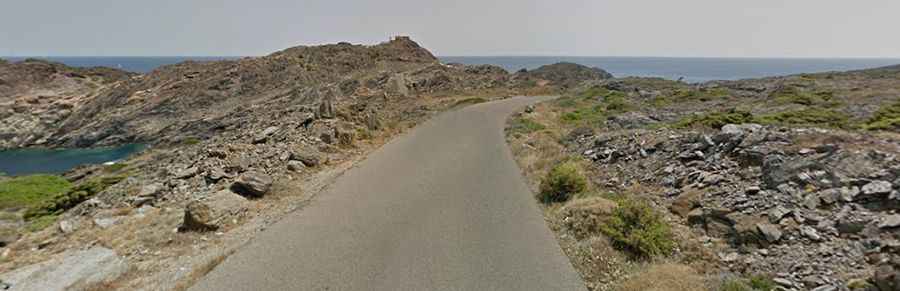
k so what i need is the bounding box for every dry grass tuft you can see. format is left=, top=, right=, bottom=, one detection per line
left=615, top=263, right=708, bottom=291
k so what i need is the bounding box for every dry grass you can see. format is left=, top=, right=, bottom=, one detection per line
left=615, top=263, right=708, bottom=291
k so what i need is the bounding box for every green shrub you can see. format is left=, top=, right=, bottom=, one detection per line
left=183, top=137, right=201, bottom=145
left=25, top=214, right=58, bottom=232
left=674, top=109, right=754, bottom=129
left=560, top=105, right=606, bottom=126
left=603, top=91, right=632, bottom=113
left=508, top=116, right=546, bottom=135
left=103, top=163, right=128, bottom=173
left=0, top=175, right=72, bottom=210
left=600, top=196, right=675, bottom=258
left=756, top=108, right=851, bottom=128
left=24, top=175, right=126, bottom=220
left=773, top=90, right=841, bottom=107
left=747, top=275, right=776, bottom=291
left=672, top=87, right=729, bottom=102
left=538, top=161, right=587, bottom=203
left=864, top=100, right=900, bottom=131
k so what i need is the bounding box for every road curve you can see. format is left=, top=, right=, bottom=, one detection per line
left=191, top=96, right=586, bottom=291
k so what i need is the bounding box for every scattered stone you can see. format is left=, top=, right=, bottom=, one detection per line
left=292, top=149, right=323, bottom=167
left=92, top=217, right=120, bottom=229
left=230, top=171, right=273, bottom=198
left=767, top=206, right=791, bottom=223
left=875, top=263, right=900, bottom=291
left=57, top=219, right=79, bottom=234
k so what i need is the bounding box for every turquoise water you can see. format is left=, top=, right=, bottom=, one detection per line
left=0, top=144, right=146, bottom=176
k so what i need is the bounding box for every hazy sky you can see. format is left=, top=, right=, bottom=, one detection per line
left=3, top=0, right=899, bottom=58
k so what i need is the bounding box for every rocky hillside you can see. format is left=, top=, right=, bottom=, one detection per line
left=0, top=38, right=611, bottom=290
left=0, top=60, right=133, bottom=149
left=507, top=65, right=899, bottom=290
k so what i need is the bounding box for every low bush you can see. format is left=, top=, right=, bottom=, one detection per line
left=864, top=100, right=900, bottom=131
left=615, top=263, right=706, bottom=291
left=508, top=116, right=546, bottom=135
left=0, top=175, right=72, bottom=210
left=600, top=196, right=675, bottom=258
left=538, top=161, right=587, bottom=203
left=24, top=175, right=126, bottom=222
left=756, top=108, right=851, bottom=129
left=674, top=109, right=754, bottom=129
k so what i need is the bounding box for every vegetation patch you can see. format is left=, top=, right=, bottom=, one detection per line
left=538, top=161, right=587, bottom=203
left=773, top=88, right=841, bottom=107
left=508, top=116, right=546, bottom=135
left=24, top=175, right=127, bottom=224
left=600, top=196, right=675, bottom=258
left=560, top=104, right=606, bottom=126
left=615, top=263, right=706, bottom=291
left=0, top=175, right=72, bottom=210
left=674, top=109, right=755, bottom=129
left=718, top=275, right=776, bottom=291
left=756, top=108, right=851, bottom=129
left=864, top=100, right=900, bottom=131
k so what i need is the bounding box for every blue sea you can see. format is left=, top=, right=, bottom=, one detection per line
left=4, top=56, right=899, bottom=83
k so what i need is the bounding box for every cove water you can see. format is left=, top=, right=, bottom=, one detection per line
left=0, top=144, right=146, bottom=176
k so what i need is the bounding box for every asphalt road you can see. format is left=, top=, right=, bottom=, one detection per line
left=191, top=96, right=586, bottom=291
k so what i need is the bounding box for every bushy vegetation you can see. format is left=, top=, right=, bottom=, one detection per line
left=672, top=87, right=730, bottom=102
left=0, top=175, right=72, bottom=210
left=538, top=161, right=587, bottom=203
left=560, top=105, right=606, bottom=125
left=864, top=100, right=900, bottom=131
left=756, top=108, right=851, bottom=128
left=773, top=88, right=841, bottom=107
left=674, top=109, right=755, bottom=129
left=600, top=196, right=675, bottom=258
left=508, top=116, right=546, bottom=135
left=24, top=175, right=126, bottom=223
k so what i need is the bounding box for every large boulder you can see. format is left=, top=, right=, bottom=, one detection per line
left=230, top=171, right=273, bottom=198
left=0, top=247, right=128, bottom=291
left=181, top=200, right=217, bottom=232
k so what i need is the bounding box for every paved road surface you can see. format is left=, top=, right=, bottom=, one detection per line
left=192, top=96, right=586, bottom=291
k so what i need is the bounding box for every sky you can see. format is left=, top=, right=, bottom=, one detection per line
left=2, top=0, right=900, bottom=58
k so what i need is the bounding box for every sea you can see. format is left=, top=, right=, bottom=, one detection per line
left=4, top=56, right=900, bottom=83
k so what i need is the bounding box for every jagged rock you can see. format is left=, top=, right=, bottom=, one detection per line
left=671, top=189, right=702, bottom=217
left=0, top=247, right=128, bottom=291
left=57, top=219, right=79, bottom=234
left=292, top=149, right=323, bottom=167
left=862, top=180, right=893, bottom=196
left=253, top=126, right=280, bottom=144
left=365, top=112, right=381, bottom=130
left=181, top=200, right=217, bottom=232
left=287, top=160, right=305, bottom=172
left=230, top=171, right=273, bottom=198
left=801, top=226, right=823, bottom=241
left=768, top=206, right=791, bottom=223
left=175, top=166, right=199, bottom=179
left=757, top=222, right=783, bottom=244
left=317, top=98, right=336, bottom=119
left=880, top=215, right=900, bottom=229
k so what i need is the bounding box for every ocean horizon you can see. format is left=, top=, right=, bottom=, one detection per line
left=5, top=55, right=900, bottom=83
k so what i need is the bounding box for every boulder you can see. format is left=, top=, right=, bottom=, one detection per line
left=292, top=149, right=323, bottom=167
left=230, top=171, right=273, bottom=198
left=181, top=200, right=217, bottom=232
left=0, top=247, right=128, bottom=291
left=862, top=180, right=893, bottom=196
left=880, top=215, right=900, bottom=229
left=287, top=160, right=305, bottom=172
left=757, top=222, right=783, bottom=244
